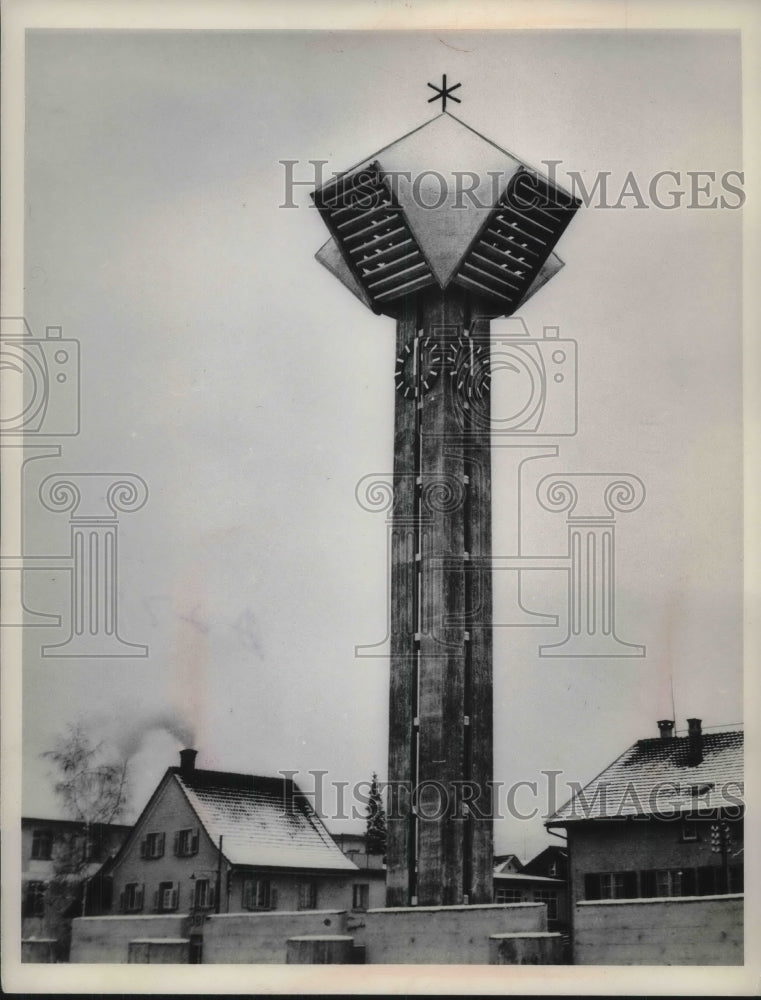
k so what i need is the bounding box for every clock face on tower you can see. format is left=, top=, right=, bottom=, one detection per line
left=394, top=335, right=443, bottom=399
left=449, top=335, right=491, bottom=405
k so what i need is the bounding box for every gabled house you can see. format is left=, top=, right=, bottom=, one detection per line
left=331, top=831, right=386, bottom=912
left=493, top=853, right=523, bottom=875
left=545, top=718, right=744, bottom=963
left=107, top=750, right=359, bottom=921
left=521, top=845, right=568, bottom=882
left=492, top=847, right=569, bottom=938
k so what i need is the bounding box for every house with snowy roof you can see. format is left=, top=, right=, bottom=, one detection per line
left=106, top=749, right=360, bottom=922
left=545, top=718, right=744, bottom=965
left=492, top=847, right=569, bottom=939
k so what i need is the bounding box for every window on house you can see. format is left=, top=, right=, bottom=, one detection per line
left=141, top=832, right=165, bottom=859
left=352, top=883, right=370, bottom=911
left=243, top=879, right=272, bottom=911
left=640, top=868, right=696, bottom=898
left=175, top=828, right=199, bottom=857
left=494, top=887, right=524, bottom=904
left=655, top=869, right=682, bottom=897
left=681, top=821, right=699, bottom=842
left=584, top=871, right=638, bottom=900
left=193, top=878, right=215, bottom=910
left=123, top=882, right=144, bottom=913
left=297, top=881, right=318, bottom=910
left=533, top=889, right=558, bottom=921
left=83, top=837, right=103, bottom=863
left=31, top=829, right=54, bottom=861
left=156, top=881, right=179, bottom=912
left=548, top=861, right=558, bottom=877
left=23, top=881, right=46, bottom=918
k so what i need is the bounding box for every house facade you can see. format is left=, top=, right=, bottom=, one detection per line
left=22, top=815, right=130, bottom=961
left=546, top=718, right=744, bottom=964
left=331, top=831, right=386, bottom=911
left=106, top=750, right=361, bottom=925
left=492, top=846, right=569, bottom=939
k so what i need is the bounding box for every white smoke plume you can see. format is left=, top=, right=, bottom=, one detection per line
left=111, top=710, right=196, bottom=761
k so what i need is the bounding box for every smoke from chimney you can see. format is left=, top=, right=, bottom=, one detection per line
left=112, top=710, right=196, bottom=761
left=686, top=717, right=703, bottom=766
left=657, top=719, right=674, bottom=739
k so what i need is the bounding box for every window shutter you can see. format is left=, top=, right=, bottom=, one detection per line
left=174, top=831, right=180, bottom=856
left=681, top=867, right=697, bottom=896
left=729, top=864, right=744, bottom=892
left=622, top=872, right=637, bottom=899
left=584, top=874, right=600, bottom=900
left=139, top=838, right=147, bottom=858
left=119, top=890, right=125, bottom=913
left=208, top=884, right=216, bottom=910
left=640, top=870, right=657, bottom=897
left=270, top=885, right=277, bottom=910
left=295, top=882, right=302, bottom=908
left=697, top=865, right=717, bottom=895
left=191, top=829, right=199, bottom=855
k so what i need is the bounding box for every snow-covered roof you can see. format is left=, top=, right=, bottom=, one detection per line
left=173, top=768, right=358, bottom=872
left=548, top=728, right=743, bottom=825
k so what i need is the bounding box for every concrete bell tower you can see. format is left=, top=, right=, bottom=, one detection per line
left=313, top=106, right=579, bottom=907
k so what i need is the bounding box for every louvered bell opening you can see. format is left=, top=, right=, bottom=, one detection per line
left=315, top=162, right=436, bottom=305
left=454, top=169, right=579, bottom=311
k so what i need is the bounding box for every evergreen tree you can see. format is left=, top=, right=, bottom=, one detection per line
left=365, top=771, right=387, bottom=855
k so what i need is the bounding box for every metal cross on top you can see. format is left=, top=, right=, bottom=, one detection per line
left=427, top=74, right=462, bottom=111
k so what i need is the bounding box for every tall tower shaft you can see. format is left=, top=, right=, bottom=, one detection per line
left=387, top=289, right=494, bottom=905
left=313, top=111, right=578, bottom=907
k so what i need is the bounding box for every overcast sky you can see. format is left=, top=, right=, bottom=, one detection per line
left=21, top=29, right=742, bottom=858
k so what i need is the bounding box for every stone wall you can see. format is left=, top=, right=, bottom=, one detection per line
left=574, top=894, right=743, bottom=965
left=362, top=902, right=547, bottom=964
left=70, top=902, right=553, bottom=965
left=128, top=938, right=190, bottom=963
left=70, top=915, right=187, bottom=963
left=202, top=910, right=349, bottom=963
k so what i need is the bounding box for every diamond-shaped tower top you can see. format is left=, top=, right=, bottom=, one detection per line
left=313, top=112, right=579, bottom=317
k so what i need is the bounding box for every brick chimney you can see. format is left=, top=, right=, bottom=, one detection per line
left=657, top=719, right=674, bottom=739
left=686, top=718, right=703, bottom=766
left=179, top=748, right=198, bottom=775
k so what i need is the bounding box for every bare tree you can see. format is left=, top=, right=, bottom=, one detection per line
left=43, top=722, right=129, bottom=826
left=39, top=724, right=131, bottom=958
